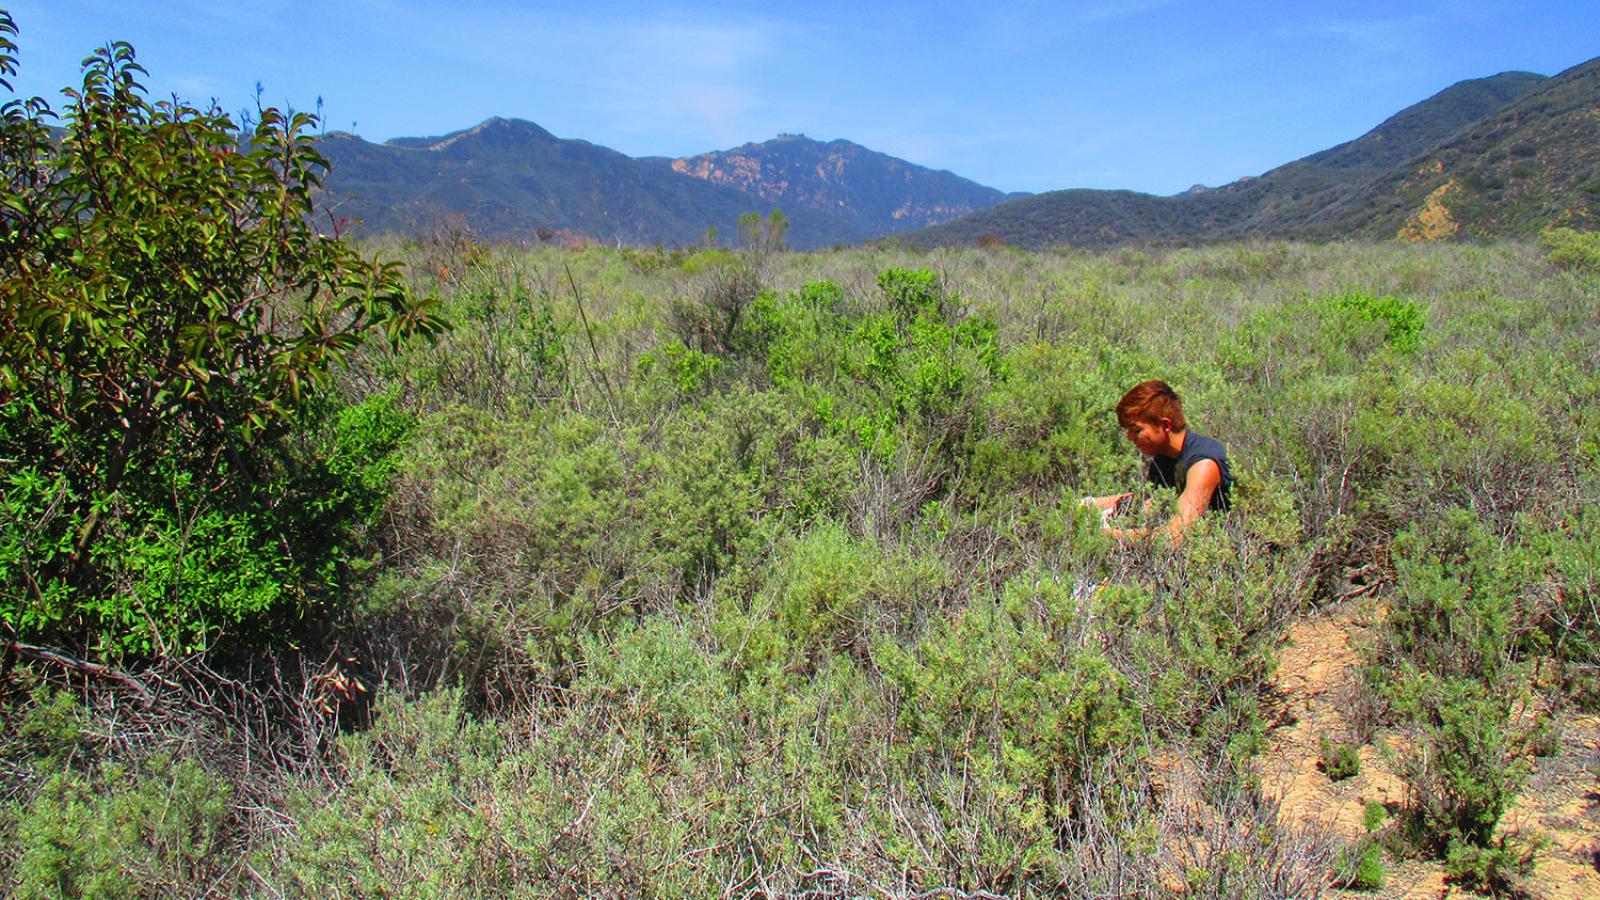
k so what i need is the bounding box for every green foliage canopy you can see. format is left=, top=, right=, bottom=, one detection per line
left=0, top=12, right=444, bottom=654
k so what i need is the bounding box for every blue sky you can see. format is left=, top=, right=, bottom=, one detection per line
left=6, top=1, right=1596, bottom=195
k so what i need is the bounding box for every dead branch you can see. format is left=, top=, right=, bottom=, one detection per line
left=7, top=640, right=157, bottom=706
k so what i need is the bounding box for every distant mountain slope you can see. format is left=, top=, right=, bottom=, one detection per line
left=667, top=134, right=1022, bottom=238
left=315, top=120, right=1018, bottom=249
left=1321, top=57, right=1600, bottom=239
left=316, top=118, right=864, bottom=248
left=908, top=65, right=1579, bottom=249
left=907, top=189, right=1184, bottom=249
left=1198, top=70, right=1550, bottom=237
left=314, top=58, right=1592, bottom=252
left=1298, top=70, right=1547, bottom=172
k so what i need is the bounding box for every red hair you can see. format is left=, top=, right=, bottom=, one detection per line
left=1116, top=380, right=1186, bottom=431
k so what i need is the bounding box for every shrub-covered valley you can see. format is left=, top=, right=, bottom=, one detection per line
left=5, top=14, right=1600, bottom=899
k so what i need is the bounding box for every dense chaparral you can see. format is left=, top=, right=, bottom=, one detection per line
left=4, top=11, right=1600, bottom=898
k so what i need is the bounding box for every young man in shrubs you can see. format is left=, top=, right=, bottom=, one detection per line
left=1081, top=380, right=1233, bottom=545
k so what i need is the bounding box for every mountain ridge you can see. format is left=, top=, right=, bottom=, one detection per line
left=314, top=59, right=1595, bottom=251
left=316, top=121, right=1013, bottom=249
left=668, top=133, right=1024, bottom=238
left=905, top=62, right=1597, bottom=249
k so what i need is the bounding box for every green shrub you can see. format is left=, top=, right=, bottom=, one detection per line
left=718, top=521, right=939, bottom=675
left=273, top=688, right=524, bottom=896
left=1540, top=226, right=1600, bottom=272
left=635, top=339, right=723, bottom=397
left=679, top=247, right=739, bottom=274
left=1364, top=510, right=1542, bottom=860
left=392, top=270, right=565, bottom=411
left=0, top=390, right=414, bottom=657
left=671, top=257, right=762, bottom=353
left=639, top=391, right=774, bottom=588
left=9, top=754, right=234, bottom=898
left=438, top=410, right=632, bottom=583
left=0, top=18, right=440, bottom=657
left=970, top=340, right=1147, bottom=492
left=838, top=272, right=1000, bottom=460
left=1218, top=292, right=1413, bottom=390
left=1363, top=800, right=1388, bottom=833
left=876, top=267, right=943, bottom=316
left=1329, top=291, right=1426, bottom=354
left=744, top=269, right=1001, bottom=463
left=1319, top=734, right=1361, bottom=781
left=1534, top=506, right=1600, bottom=667
left=1335, top=840, right=1385, bottom=891
left=875, top=573, right=1140, bottom=853
left=1225, top=467, right=1304, bottom=549
left=580, top=619, right=733, bottom=752
left=1398, top=677, right=1530, bottom=854
left=532, top=619, right=844, bottom=894
left=1327, top=365, right=1562, bottom=537
left=1376, top=509, right=1536, bottom=686
left=742, top=279, right=849, bottom=386
left=1095, top=523, right=1302, bottom=763
left=3, top=683, right=88, bottom=774
left=1444, top=835, right=1539, bottom=894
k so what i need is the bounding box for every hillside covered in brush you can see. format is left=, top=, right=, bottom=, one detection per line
left=315, top=59, right=1594, bottom=252
left=315, top=118, right=865, bottom=249
left=665, top=134, right=1024, bottom=236
left=1331, top=57, right=1600, bottom=240
left=316, top=122, right=1018, bottom=249
left=908, top=61, right=1597, bottom=248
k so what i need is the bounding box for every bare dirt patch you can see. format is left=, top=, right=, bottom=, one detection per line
left=1500, top=710, right=1600, bottom=900
left=1262, top=601, right=1600, bottom=899
left=1261, top=599, right=1402, bottom=843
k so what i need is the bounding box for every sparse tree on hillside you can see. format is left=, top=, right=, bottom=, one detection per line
left=738, top=208, right=789, bottom=257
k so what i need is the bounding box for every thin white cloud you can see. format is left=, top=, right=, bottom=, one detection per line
left=358, top=7, right=787, bottom=144
left=1276, top=13, right=1442, bottom=54
left=602, top=80, right=759, bottom=146
left=593, top=17, right=779, bottom=140
left=615, top=19, right=776, bottom=71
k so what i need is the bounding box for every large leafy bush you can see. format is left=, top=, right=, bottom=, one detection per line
left=0, top=13, right=442, bottom=655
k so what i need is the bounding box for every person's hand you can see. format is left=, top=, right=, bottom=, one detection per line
left=1080, top=496, right=1114, bottom=528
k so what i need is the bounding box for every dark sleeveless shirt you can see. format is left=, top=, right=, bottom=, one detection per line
left=1146, top=431, right=1233, bottom=512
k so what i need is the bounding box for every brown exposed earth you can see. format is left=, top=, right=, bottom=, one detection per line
left=1261, top=600, right=1600, bottom=899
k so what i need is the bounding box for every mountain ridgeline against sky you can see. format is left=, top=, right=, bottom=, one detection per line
left=314, top=57, right=1599, bottom=251
left=317, top=119, right=857, bottom=249
left=315, top=122, right=1019, bottom=250
left=663, top=135, right=1026, bottom=235
left=910, top=59, right=1600, bottom=248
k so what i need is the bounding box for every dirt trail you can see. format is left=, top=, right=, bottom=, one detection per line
left=1261, top=600, right=1600, bottom=899
left=1261, top=601, right=1405, bottom=842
